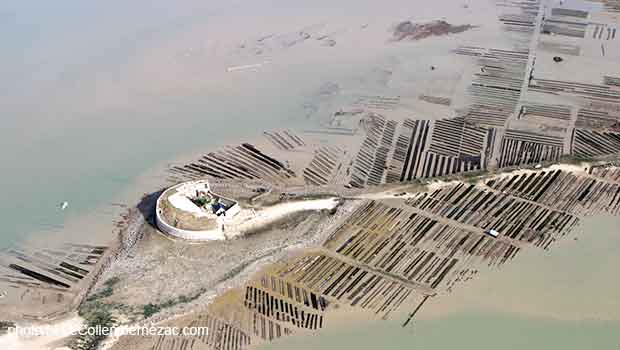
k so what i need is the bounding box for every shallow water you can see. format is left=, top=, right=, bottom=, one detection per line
left=261, top=313, right=620, bottom=350
left=1, top=0, right=503, bottom=249
left=3, top=1, right=619, bottom=348
left=259, top=215, right=620, bottom=349
left=0, top=0, right=356, bottom=249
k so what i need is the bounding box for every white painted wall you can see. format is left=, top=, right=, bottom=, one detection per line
left=155, top=181, right=239, bottom=241
left=155, top=206, right=226, bottom=240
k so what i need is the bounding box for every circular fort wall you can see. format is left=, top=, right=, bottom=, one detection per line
left=155, top=182, right=230, bottom=241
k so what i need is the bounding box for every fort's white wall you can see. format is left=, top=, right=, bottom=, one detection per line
left=156, top=181, right=340, bottom=241
left=155, top=181, right=240, bottom=241
left=225, top=202, right=241, bottom=217
left=155, top=206, right=226, bottom=240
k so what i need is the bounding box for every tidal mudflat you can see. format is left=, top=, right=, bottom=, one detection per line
left=259, top=215, right=620, bottom=350
left=2, top=0, right=620, bottom=349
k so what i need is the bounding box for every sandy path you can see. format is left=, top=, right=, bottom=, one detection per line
left=231, top=198, right=341, bottom=236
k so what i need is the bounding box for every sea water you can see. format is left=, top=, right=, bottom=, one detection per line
left=0, top=0, right=376, bottom=249
left=1, top=0, right=501, bottom=249
left=261, top=312, right=620, bottom=350
left=260, top=215, right=620, bottom=349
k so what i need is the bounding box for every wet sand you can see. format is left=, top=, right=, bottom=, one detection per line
left=257, top=214, right=620, bottom=349
left=4, top=0, right=620, bottom=349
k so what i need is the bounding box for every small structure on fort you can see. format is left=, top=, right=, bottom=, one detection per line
left=156, top=180, right=241, bottom=240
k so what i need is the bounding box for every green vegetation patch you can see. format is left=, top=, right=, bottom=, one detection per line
left=70, top=308, right=117, bottom=350
left=142, top=289, right=206, bottom=319
left=85, top=277, right=121, bottom=302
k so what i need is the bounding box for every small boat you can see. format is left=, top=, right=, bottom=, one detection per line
left=0, top=290, right=6, bottom=298
left=60, top=201, right=69, bottom=210
left=485, top=229, right=500, bottom=238
left=226, top=63, right=263, bottom=72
